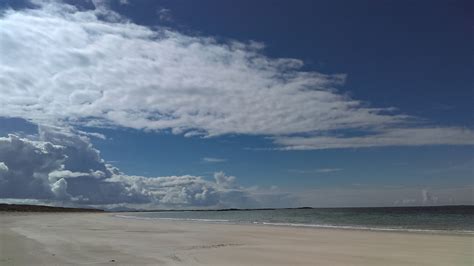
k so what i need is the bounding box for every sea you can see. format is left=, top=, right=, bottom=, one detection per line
left=118, top=206, right=474, bottom=234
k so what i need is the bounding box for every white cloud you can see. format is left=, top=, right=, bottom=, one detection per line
left=315, top=168, right=342, bottom=173
left=48, top=169, right=106, bottom=183
left=394, top=198, right=416, bottom=206
left=0, top=162, right=8, bottom=173
left=289, top=186, right=474, bottom=207
left=289, top=168, right=342, bottom=174
left=421, top=188, right=439, bottom=205
left=1, top=1, right=470, bottom=149
left=0, top=127, right=269, bottom=208
left=51, top=178, right=70, bottom=200
left=202, top=157, right=227, bottom=163
left=275, top=127, right=474, bottom=150
left=0, top=127, right=472, bottom=208
left=76, top=130, right=107, bottom=140
left=0, top=133, right=66, bottom=199
left=157, top=7, right=173, bottom=22
left=213, top=171, right=236, bottom=188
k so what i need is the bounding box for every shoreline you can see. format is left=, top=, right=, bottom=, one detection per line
left=1, top=212, right=473, bottom=265
left=114, top=213, right=474, bottom=236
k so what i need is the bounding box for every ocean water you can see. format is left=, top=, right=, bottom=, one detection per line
left=120, top=206, right=474, bottom=233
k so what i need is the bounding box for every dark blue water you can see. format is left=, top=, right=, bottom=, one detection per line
left=120, top=206, right=474, bottom=233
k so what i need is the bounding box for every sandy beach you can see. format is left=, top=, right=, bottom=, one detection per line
left=0, top=213, right=472, bottom=265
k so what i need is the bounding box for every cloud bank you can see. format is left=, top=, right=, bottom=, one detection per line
left=0, top=125, right=471, bottom=208
left=0, top=126, right=269, bottom=209
left=0, top=1, right=472, bottom=149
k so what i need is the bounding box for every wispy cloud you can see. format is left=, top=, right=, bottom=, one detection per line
left=315, top=168, right=343, bottom=173
left=288, top=168, right=342, bottom=174
left=275, top=127, right=474, bottom=150
left=202, top=157, right=227, bottom=163
left=76, top=130, right=107, bottom=140
left=157, top=7, right=173, bottom=22
left=0, top=1, right=472, bottom=149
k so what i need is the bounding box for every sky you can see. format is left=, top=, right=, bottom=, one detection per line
left=0, top=0, right=472, bottom=209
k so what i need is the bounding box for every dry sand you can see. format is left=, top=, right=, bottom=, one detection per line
left=0, top=212, right=472, bottom=265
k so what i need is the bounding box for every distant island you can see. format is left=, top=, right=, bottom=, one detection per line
left=112, top=206, right=316, bottom=212
left=115, top=205, right=473, bottom=213
left=2, top=204, right=472, bottom=213
left=0, top=203, right=104, bottom=212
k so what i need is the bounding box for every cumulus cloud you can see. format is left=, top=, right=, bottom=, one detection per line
left=0, top=162, right=8, bottom=173
left=213, top=171, right=236, bottom=188
left=0, top=1, right=471, bottom=149
left=0, top=134, right=65, bottom=199
left=51, top=178, right=70, bottom=199
left=0, top=127, right=264, bottom=208
left=421, top=189, right=439, bottom=205
left=0, top=127, right=472, bottom=208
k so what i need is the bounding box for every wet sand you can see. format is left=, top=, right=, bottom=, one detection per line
left=0, top=212, right=472, bottom=265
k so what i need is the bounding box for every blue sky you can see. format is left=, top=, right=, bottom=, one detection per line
left=111, top=0, right=474, bottom=123
left=0, top=0, right=472, bottom=208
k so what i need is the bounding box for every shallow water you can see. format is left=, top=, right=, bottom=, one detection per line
left=123, top=206, right=474, bottom=233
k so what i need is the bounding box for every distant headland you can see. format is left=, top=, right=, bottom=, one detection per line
left=0, top=203, right=104, bottom=212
